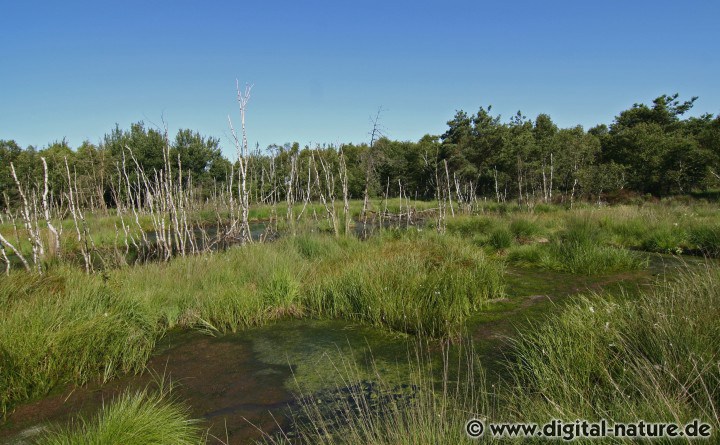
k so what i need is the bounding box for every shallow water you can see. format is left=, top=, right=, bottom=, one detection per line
left=0, top=320, right=412, bottom=444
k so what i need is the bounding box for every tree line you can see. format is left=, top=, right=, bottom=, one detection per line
left=1, top=93, right=719, bottom=212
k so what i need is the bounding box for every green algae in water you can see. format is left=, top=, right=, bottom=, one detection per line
left=246, top=319, right=414, bottom=393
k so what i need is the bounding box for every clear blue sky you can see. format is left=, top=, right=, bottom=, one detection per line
left=2, top=0, right=718, bottom=159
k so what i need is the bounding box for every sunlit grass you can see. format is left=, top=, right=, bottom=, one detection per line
left=0, top=231, right=503, bottom=414
left=505, top=266, right=720, bottom=429
left=304, top=232, right=504, bottom=338
left=267, top=266, right=719, bottom=444
left=37, top=383, right=201, bottom=445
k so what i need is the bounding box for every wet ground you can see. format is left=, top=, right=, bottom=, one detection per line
left=0, top=253, right=711, bottom=444
left=0, top=320, right=412, bottom=444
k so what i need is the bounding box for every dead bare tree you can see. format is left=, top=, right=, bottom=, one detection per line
left=549, top=152, right=554, bottom=203
left=65, top=158, right=92, bottom=273
left=0, top=241, right=10, bottom=275
left=285, top=153, right=298, bottom=234
left=10, top=163, right=43, bottom=273
left=2, top=194, right=31, bottom=272
left=161, top=126, right=184, bottom=257
left=312, top=149, right=339, bottom=237
left=339, top=147, right=351, bottom=235
left=0, top=230, right=29, bottom=273
left=262, top=147, right=279, bottom=239
left=430, top=147, right=446, bottom=234
left=41, top=157, right=61, bottom=256
left=122, top=148, right=153, bottom=258
left=361, top=107, right=384, bottom=226
left=443, top=160, right=454, bottom=218
left=296, top=161, right=312, bottom=221
left=228, top=81, right=253, bottom=244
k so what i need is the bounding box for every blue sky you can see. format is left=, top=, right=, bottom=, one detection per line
left=1, top=0, right=718, bottom=158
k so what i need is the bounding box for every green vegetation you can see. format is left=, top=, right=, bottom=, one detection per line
left=270, top=266, right=719, bottom=444
left=506, top=217, right=647, bottom=274
left=1, top=208, right=718, bottom=443
left=688, top=224, right=720, bottom=257
left=444, top=203, right=720, bottom=260
left=36, top=385, right=200, bottom=445
left=3, top=202, right=718, bottom=417
left=506, top=267, right=719, bottom=426
left=2, top=93, right=720, bottom=216
left=305, top=233, right=503, bottom=337
left=0, top=231, right=505, bottom=415
left=1, top=63, right=719, bottom=445
left=507, top=242, right=645, bottom=275
left=0, top=270, right=157, bottom=415
left=508, top=217, right=542, bottom=240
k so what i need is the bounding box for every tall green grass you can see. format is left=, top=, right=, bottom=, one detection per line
left=304, top=233, right=505, bottom=338
left=0, top=271, right=157, bottom=415
left=505, top=267, right=719, bottom=427
left=487, top=227, right=513, bottom=250
left=14, top=245, right=718, bottom=444
left=508, top=217, right=542, bottom=240
left=598, top=204, right=720, bottom=256
left=268, top=266, right=719, bottom=444
left=507, top=218, right=647, bottom=274
left=688, top=224, right=720, bottom=257
left=267, top=342, right=491, bottom=445
left=117, top=243, right=308, bottom=334
left=444, top=204, right=720, bottom=259
left=0, top=232, right=504, bottom=414
left=445, top=216, right=497, bottom=237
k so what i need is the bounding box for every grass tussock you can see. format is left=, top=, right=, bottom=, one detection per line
left=3, top=202, right=718, bottom=442
left=5, top=227, right=717, bottom=444
left=441, top=203, right=720, bottom=259
left=37, top=384, right=200, bottom=445
left=0, top=271, right=157, bottom=415
left=508, top=217, right=542, bottom=240
left=445, top=216, right=497, bottom=237
left=304, top=233, right=504, bottom=338
left=118, top=243, right=308, bottom=334
left=598, top=205, right=720, bottom=256
left=688, top=224, right=720, bottom=257
left=507, top=218, right=647, bottom=274
left=487, top=227, right=513, bottom=250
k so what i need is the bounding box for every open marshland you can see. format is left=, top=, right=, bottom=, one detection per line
left=1, top=200, right=718, bottom=444
left=2, top=90, right=720, bottom=443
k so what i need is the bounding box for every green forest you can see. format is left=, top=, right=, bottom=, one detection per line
left=2, top=93, right=719, bottom=212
